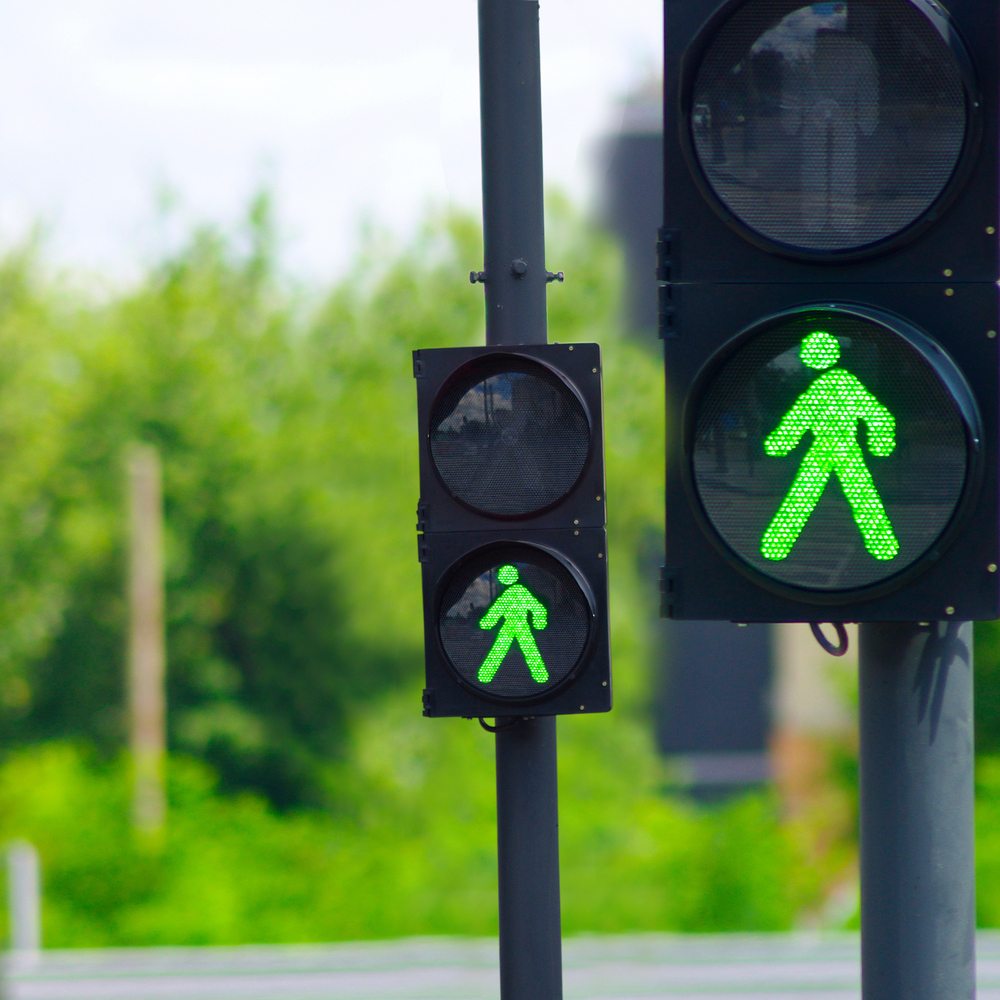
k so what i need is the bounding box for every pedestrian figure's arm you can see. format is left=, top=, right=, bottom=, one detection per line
left=858, top=393, right=896, bottom=457
left=527, top=594, right=548, bottom=631
left=764, top=394, right=813, bottom=456
left=480, top=595, right=507, bottom=630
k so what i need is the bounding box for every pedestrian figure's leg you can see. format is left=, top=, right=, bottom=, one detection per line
left=762, top=456, right=832, bottom=560
left=514, top=629, right=549, bottom=683
left=836, top=450, right=899, bottom=560
left=479, top=628, right=516, bottom=683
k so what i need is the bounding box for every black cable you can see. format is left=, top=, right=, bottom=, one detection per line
left=479, top=717, right=521, bottom=733
left=810, top=621, right=850, bottom=657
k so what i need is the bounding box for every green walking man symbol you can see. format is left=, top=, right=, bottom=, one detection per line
left=478, top=564, right=549, bottom=684
left=761, top=329, right=900, bottom=562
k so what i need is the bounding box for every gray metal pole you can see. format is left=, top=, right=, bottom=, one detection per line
left=477, top=2, right=563, bottom=997
left=478, top=0, right=548, bottom=349
left=496, top=717, right=562, bottom=999
left=858, top=621, right=976, bottom=999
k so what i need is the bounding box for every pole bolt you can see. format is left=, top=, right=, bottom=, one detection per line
left=511, top=259, right=528, bottom=277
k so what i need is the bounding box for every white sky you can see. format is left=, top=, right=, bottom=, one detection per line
left=0, top=1, right=661, bottom=283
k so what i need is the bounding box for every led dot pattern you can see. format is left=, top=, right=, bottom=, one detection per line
left=688, top=0, right=969, bottom=254
left=439, top=550, right=591, bottom=701
left=430, top=361, right=590, bottom=517
left=691, top=310, right=972, bottom=592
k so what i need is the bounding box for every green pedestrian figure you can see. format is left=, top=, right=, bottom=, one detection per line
left=761, top=329, right=899, bottom=562
left=478, top=564, right=549, bottom=684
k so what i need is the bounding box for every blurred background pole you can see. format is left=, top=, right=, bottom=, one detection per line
left=6, top=842, right=40, bottom=956
left=478, top=1, right=563, bottom=997
left=858, top=621, right=976, bottom=998
left=127, top=444, right=167, bottom=835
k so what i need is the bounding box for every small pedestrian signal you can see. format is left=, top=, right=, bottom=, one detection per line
left=414, top=342, right=611, bottom=716
left=478, top=564, right=549, bottom=683
left=435, top=549, right=594, bottom=703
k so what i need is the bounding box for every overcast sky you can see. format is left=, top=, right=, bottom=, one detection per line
left=0, top=1, right=661, bottom=283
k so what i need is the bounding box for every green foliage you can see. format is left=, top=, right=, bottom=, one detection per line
left=976, top=756, right=1000, bottom=926
left=0, top=192, right=822, bottom=941
left=0, top=193, right=666, bottom=807
left=0, top=736, right=819, bottom=946
left=975, top=624, right=1000, bottom=752
left=0, top=197, right=420, bottom=805
left=0, top=194, right=878, bottom=945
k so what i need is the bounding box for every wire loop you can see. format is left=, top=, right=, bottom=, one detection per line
left=810, top=621, right=850, bottom=657
left=478, top=717, right=521, bottom=733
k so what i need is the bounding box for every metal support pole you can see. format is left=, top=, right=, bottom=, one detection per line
left=478, top=0, right=548, bottom=349
left=478, top=2, right=562, bottom=997
left=858, top=621, right=976, bottom=999
left=496, top=718, right=562, bottom=999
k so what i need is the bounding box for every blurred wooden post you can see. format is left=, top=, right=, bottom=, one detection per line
left=127, top=444, right=166, bottom=834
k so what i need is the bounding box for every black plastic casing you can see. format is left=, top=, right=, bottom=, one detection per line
left=414, top=343, right=611, bottom=716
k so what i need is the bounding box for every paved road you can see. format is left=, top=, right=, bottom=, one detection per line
left=5, top=933, right=1000, bottom=999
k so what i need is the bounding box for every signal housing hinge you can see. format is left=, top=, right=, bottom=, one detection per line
left=657, top=228, right=677, bottom=339
left=660, top=565, right=678, bottom=618
left=656, top=228, right=674, bottom=282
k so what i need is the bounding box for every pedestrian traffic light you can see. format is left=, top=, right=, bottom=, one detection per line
left=414, top=343, right=611, bottom=717
left=662, top=0, right=1000, bottom=621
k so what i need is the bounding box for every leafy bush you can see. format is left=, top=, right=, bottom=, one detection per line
left=0, top=735, right=822, bottom=946
left=0, top=192, right=668, bottom=810
left=0, top=196, right=948, bottom=944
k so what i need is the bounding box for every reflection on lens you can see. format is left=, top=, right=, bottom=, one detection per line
left=689, top=0, right=968, bottom=253
left=430, top=363, right=590, bottom=516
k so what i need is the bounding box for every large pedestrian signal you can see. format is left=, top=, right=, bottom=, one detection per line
left=662, top=0, right=999, bottom=621
left=414, top=343, right=611, bottom=717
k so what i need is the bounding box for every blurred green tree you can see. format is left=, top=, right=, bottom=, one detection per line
left=0, top=192, right=672, bottom=812
left=0, top=198, right=402, bottom=805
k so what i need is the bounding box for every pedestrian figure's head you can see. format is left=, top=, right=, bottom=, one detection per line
left=497, top=564, right=519, bottom=586
left=800, top=330, right=840, bottom=371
